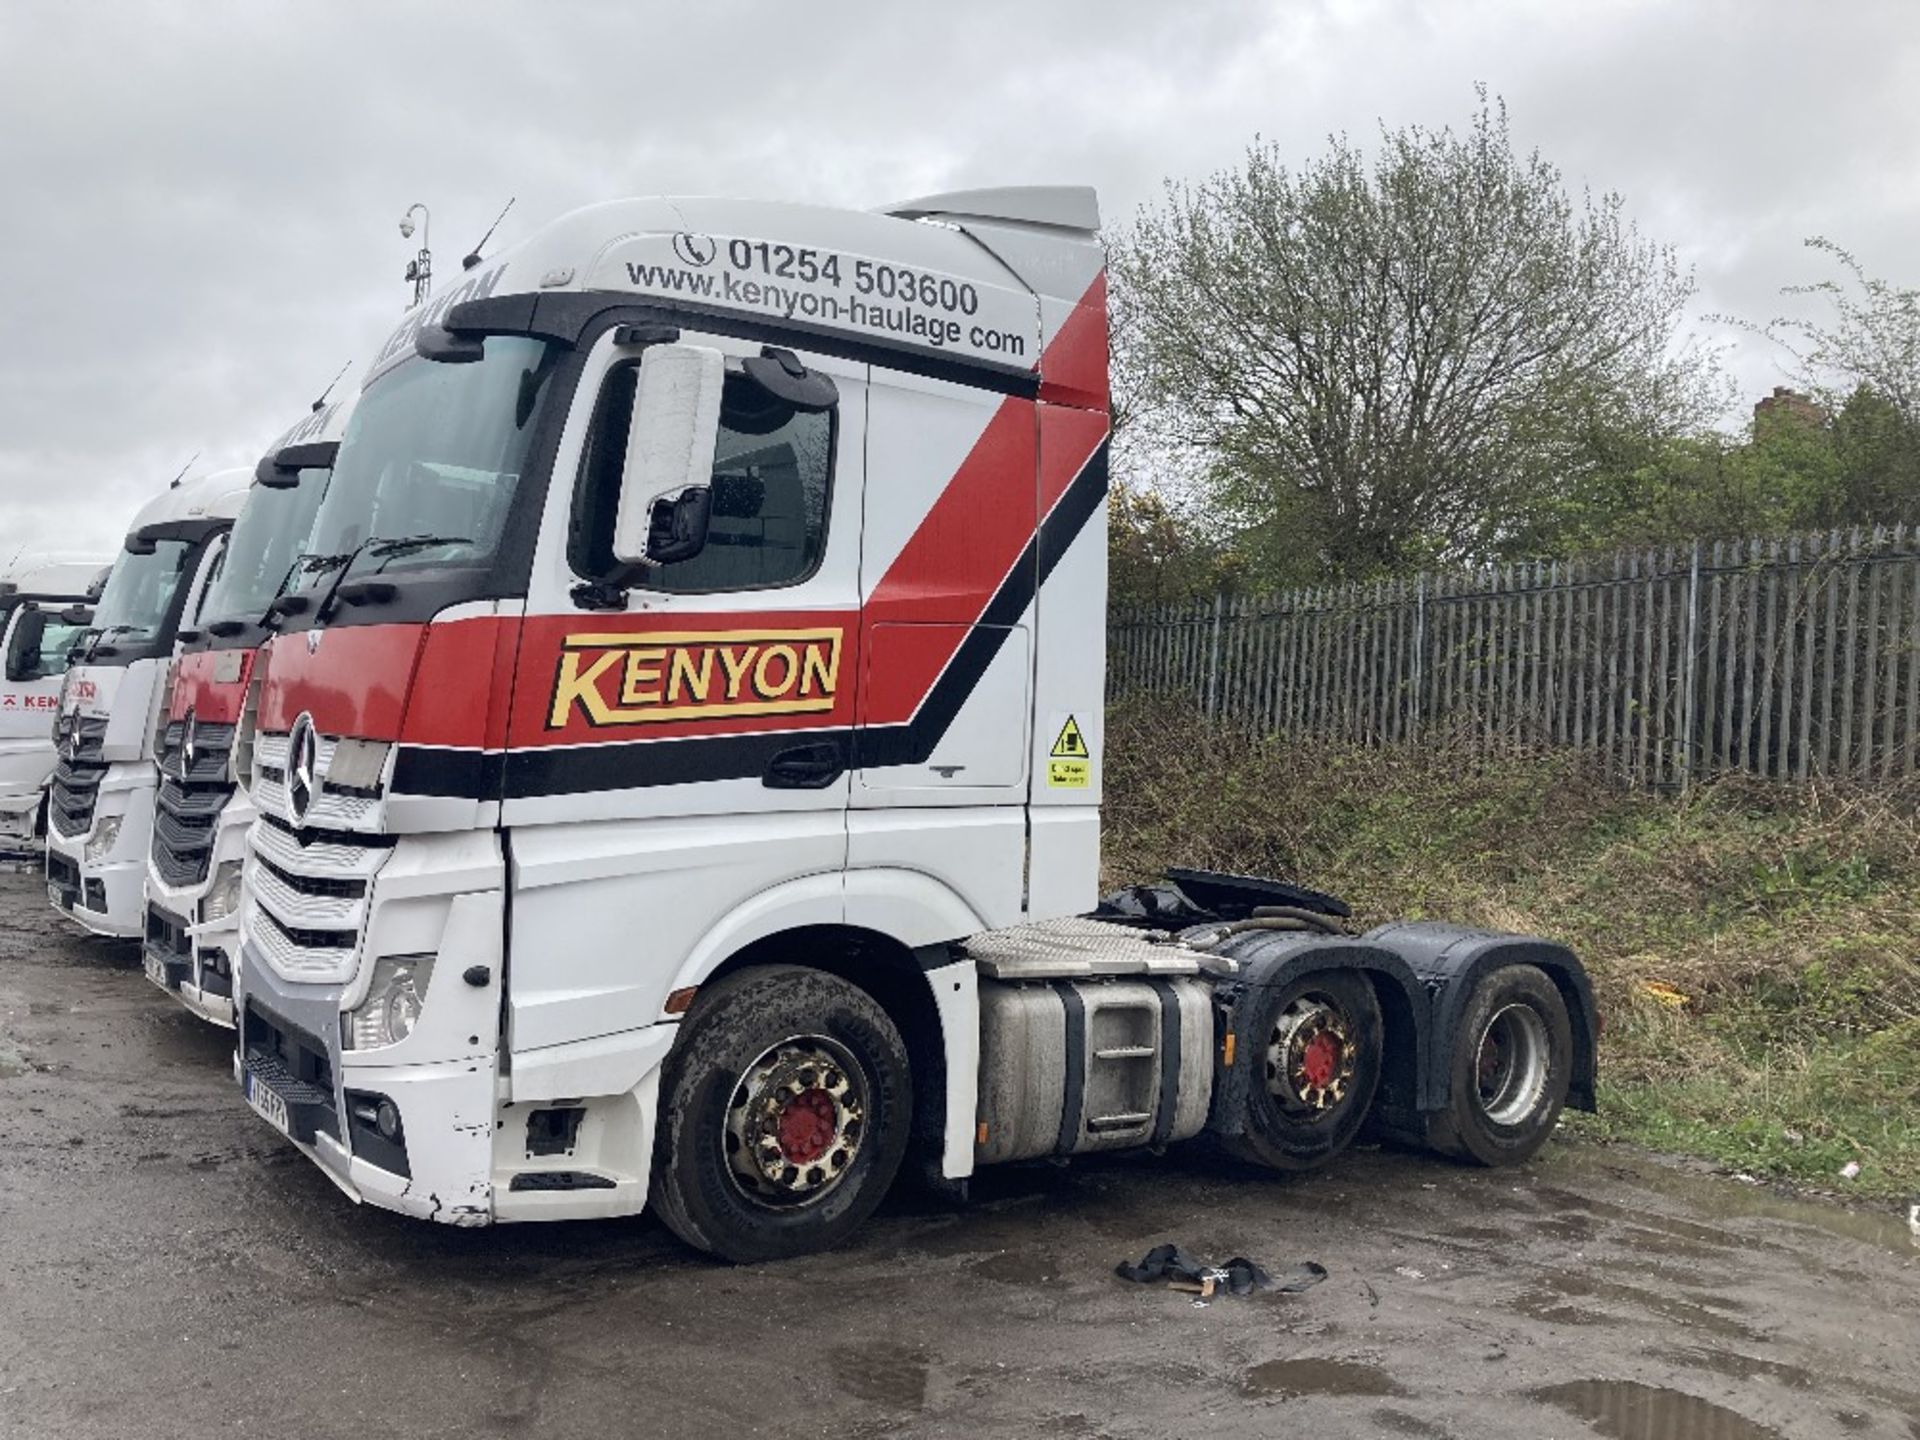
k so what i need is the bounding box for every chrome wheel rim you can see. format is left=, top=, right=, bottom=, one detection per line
left=1475, top=1003, right=1551, bottom=1127
left=723, top=1034, right=867, bottom=1209
left=1266, top=995, right=1356, bottom=1118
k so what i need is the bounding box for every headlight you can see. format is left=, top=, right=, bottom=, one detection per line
left=344, top=954, right=436, bottom=1051
left=203, top=860, right=244, bottom=923
left=84, top=816, right=123, bottom=864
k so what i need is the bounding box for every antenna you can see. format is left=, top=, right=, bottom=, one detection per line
left=310, top=361, right=352, bottom=413
left=463, top=196, right=516, bottom=271
left=400, top=203, right=432, bottom=308
left=166, top=452, right=200, bottom=490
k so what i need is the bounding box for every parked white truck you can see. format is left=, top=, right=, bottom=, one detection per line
left=143, top=405, right=350, bottom=1025
left=0, top=559, right=112, bottom=851
left=233, top=187, right=1596, bottom=1260
left=47, top=470, right=250, bottom=935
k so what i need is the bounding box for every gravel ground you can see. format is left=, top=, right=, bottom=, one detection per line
left=1, top=865, right=1915, bottom=1440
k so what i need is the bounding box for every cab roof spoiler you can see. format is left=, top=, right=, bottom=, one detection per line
left=881, top=186, right=1101, bottom=234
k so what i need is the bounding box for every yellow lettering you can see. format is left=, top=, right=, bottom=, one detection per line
left=800, top=639, right=839, bottom=697
left=666, top=648, right=713, bottom=704
left=550, top=629, right=846, bottom=727
left=717, top=645, right=757, bottom=700
left=548, top=649, right=622, bottom=727
left=752, top=644, right=799, bottom=699
left=620, top=647, right=666, bottom=706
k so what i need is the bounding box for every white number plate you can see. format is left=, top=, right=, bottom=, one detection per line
left=143, top=951, right=168, bottom=988
left=244, top=1071, right=290, bottom=1135
left=47, top=882, right=63, bottom=909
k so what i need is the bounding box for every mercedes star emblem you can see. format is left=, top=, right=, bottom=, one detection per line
left=286, top=712, right=320, bottom=826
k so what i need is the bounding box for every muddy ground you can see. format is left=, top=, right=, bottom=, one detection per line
left=0, top=868, right=1915, bottom=1440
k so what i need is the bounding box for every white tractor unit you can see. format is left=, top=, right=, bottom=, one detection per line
left=143, top=404, right=352, bottom=1026
left=47, top=469, right=250, bottom=936
left=0, top=558, right=112, bottom=851
left=231, top=187, right=1596, bottom=1261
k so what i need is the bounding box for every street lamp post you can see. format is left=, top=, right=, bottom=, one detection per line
left=399, top=203, right=432, bottom=308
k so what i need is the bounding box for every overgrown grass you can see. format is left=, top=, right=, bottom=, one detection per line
left=1104, top=696, right=1920, bottom=1201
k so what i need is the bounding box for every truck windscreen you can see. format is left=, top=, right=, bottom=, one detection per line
left=88, top=538, right=195, bottom=646
left=198, top=468, right=331, bottom=625
left=299, top=338, right=559, bottom=588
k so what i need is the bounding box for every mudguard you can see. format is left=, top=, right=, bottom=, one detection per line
left=1204, top=933, right=1431, bottom=1141
left=1364, top=921, right=1598, bottom=1114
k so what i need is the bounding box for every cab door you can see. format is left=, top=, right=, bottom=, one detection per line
left=502, top=326, right=867, bottom=1051
left=850, top=369, right=1036, bottom=931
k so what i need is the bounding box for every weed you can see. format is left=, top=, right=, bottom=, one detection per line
left=1104, top=696, right=1920, bottom=1199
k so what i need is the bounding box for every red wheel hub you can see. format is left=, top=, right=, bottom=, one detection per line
left=775, top=1088, right=838, bottom=1164
left=1300, top=1031, right=1343, bottom=1091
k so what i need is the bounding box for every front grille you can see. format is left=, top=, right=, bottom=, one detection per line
left=150, top=718, right=238, bottom=888
left=244, top=728, right=392, bottom=986
left=48, top=717, right=109, bottom=838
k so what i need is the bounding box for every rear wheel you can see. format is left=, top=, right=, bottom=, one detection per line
left=651, top=965, right=912, bottom=1263
left=1222, top=970, right=1383, bottom=1172
left=1428, top=964, right=1572, bottom=1166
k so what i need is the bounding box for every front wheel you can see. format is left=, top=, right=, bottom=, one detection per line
left=1428, top=964, right=1573, bottom=1166
left=650, top=965, right=912, bottom=1263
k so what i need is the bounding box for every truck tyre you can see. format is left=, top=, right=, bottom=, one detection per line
left=1224, top=970, right=1383, bottom=1173
left=651, top=965, right=912, bottom=1263
left=1428, top=964, right=1572, bottom=1167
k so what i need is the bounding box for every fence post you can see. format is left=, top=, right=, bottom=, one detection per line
left=1411, top=573, right=1427, bottom=740
left=1205, top=589, right=1225, bottom=718
left=1680, top=540, right=1701, bottom=791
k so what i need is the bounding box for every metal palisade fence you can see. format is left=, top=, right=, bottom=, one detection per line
left=1109, top=524, right=1920, bottom=789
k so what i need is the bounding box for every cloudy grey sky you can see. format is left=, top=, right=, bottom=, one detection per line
left=3, top=0, right=1917, bottom=560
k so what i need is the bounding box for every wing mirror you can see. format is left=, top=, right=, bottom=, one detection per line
left=612, top=343, right=725, bottom=568
left=3, top=607, right=45, bottom=683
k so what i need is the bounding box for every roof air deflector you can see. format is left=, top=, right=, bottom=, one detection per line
left=882, top=185, right=1100, bottom=234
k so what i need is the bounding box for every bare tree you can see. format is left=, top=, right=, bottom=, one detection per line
left=1757, top=237, right=1920, bottom=420
left=1114, top=91, right=1720, bottom=583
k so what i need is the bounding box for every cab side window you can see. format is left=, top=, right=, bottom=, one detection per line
left=571, top=360, right=836, bottom=594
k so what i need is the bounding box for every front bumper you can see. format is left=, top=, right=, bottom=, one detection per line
left=142, top=805, right=249, bottom=1028
left=45, top=776, right=153, bottom=939
left=0, top=796, right=39, bottom=847
left=142, top=900, right=236, bottom=1028
left=236, top=923, right=498, bottom=1227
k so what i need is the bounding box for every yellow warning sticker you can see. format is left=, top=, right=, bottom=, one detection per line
left=1047, top=714, right=1091, bottom=788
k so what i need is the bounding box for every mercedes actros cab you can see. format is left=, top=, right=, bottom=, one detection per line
left=47, top=469, right=250, bottom=935
left=0, top=558, right=112, bottom=850
left=144, top=403, right=351, bottom=1025
left=234, top=187, right=1596, bottom=1261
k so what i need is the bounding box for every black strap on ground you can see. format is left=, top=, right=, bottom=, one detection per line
left=1114, top=1244, right=1328, bottom=1297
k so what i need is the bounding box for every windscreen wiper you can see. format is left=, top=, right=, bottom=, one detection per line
left=251, top=551, right=328, bottom=630
left=313, top=534, right=472, bottom=621
left=82, top=624, right=141, bottom=660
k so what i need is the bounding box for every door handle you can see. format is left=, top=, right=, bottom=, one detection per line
left=763, top=741, right=845, bottom=790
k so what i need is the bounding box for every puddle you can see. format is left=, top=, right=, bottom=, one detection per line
left=1559, top=1149, right=1919, bottom=1256
left=831, top=1342, right=929, bottom=1411
left=1532, top=1379, right=1782, bottom=1440
left=1513, top=1270, right=1765, bottom=1341
left=1243, top=1358, right=1403, bottom=1399
left=1662, top=1345, right=1815, bottom=1389
left=1371, top=1409, right=1448, bottom=1436
left=972, top=1249, right=1055, bottom=1284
